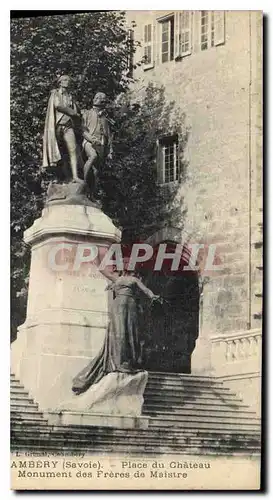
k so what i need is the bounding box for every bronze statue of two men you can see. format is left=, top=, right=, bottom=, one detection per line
left=43, top=75, right=113, bottom=201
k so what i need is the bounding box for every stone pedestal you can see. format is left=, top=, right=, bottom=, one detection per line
left=11, top=203, right=121, bottom=411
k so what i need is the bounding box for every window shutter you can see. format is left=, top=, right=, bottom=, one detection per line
left=155, top=21, right=161, bottom=66
left=194, top=10, right=201, bottom=53
left=151, top=24, right=155, bottom=66
left=214, top=11, right=225, bottom=46
left=174, top=12, right=181, bottom=58
left=181, top=11, right=192, bottom=56
left=174, top=11, right=192, bottom=58
left=143, top=23, right=154, bottom=69
left=156, top=139, right=163, bottom=184
left=173, top=141, right=177, bottom=181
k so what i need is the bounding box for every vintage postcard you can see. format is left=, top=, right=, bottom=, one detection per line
left=10, top=10, right=262, bottom=491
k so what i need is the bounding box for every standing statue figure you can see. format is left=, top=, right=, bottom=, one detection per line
left=43, top=75, right=83, bottom=183
left=72, top=268, right=161, bottom=396
left=82, top=92, right=113, bottom=198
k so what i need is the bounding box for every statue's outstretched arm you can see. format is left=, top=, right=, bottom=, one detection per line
left=135, top=278, right=157, bottom=299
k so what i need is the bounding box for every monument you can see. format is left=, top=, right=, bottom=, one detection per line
left=11, top=75, right=154, bottom=429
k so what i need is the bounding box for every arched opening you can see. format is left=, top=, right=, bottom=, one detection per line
left=139, top=238, right=200, bottom=373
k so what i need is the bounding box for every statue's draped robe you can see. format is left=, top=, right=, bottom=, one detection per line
left=43, top=90, right=62, bottom=168
left=42, top=89, right=77, bottom=168
left=72, top=276, right=154, bottom=395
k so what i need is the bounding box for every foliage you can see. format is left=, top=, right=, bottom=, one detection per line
left=10, top=12, right=189, bottom=339
left=101, top=83, right=189, bottom=241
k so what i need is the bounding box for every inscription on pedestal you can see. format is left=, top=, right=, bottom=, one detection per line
left=73, top=285, right=96, bottom=294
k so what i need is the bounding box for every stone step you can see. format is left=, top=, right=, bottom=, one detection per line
left=10, top=427, right=260, bottom=455
left=9, top=372, right=261, bottom=456
left=141, top=392, right=242, bottom=406
left=144, top=392, right=243, bottom=408
left=145, top=381, right=227, bottom=391
left=10, top=406, right=44, bottom=415
left=10, top=431, right=260, bottom=455
left=10, top=422, right=260, bottom=440
left=139, top=427, right=261, bottom=440
left=10, top=387, right=30, bottom=395
left=148, top=372, right=219, bottom=381
left=147, top=397, right=249, bottom=409
left=10, top=435, right=259, bottom=452
left=10, top=398, right=38, bottom=407
left=146, top=378, right=227, bottom=389
left=145, top=385, right=242, bottom=396
left=145, top=382, right=238, bottom=397
left=10, top=393, right=35, bottom=403
left=10, top=425, right=260, bottom=445
left=145, top=388, right=237, bottom=399
left=11, top=402, right=39, bottom=412
left=144, top=410, right=260, bottom=425
left=10, top=403, right=44, bottom=418
left=142, top=404, right=256, bottom=418
left=10, top=379, right=26, bottom=388
left=11, top=412, right=47, bottom=424
left=10, top=442, right=259, bottom=457
left=147, top=417, right=260, bottom=431
left=11, top=416, right=47, bottom=425
left=11, top=419, right=49, bottom=428
left=53, top=424, right=259, bottom=437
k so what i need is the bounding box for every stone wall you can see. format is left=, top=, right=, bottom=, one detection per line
left=126, top=11, right=262, bottom=355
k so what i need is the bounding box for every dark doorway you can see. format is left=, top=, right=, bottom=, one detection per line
left=140, top=255, right=199, bottom=373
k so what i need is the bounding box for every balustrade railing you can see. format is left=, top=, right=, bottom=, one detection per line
left=211, top=328, right=262, bottom=376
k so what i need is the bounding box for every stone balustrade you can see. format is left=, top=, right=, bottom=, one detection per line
left=212, top=329, right=261, bottom=364
left=210, top=328, right=262, bottom=414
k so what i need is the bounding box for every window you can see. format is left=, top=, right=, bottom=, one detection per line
left=143, top=23, right=154, bottom=68
left=157, top=135, right=179, bottom=184
left=201, top=11, right=209, bottom=50
left=157, top=12, right=192, bottom=64
left=174, top=11, right=192, bottom=58
left=200, top=11, right=225, bottom=51
left=160, top=16, right=174, bottom=63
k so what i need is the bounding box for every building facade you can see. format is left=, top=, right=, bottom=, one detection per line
left=126, top=10, right=262, bottom=409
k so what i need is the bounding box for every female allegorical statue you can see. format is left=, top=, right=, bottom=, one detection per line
left=72, top=266, right=161, bottom=396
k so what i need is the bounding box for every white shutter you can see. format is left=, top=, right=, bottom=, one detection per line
left=173, top=141, right=177, bottom=181
left=174, top=11, right=192, bottom=58
left=194, top=10, right=201, bottom=53
left=214, top=11, right=225, bottom=46
left=151, top=24, right=156, bottom=66
left=143, top=23, right=154, bottom=69
left=155, top=21, right=161, bottom=66
left=174, top=12, right=180, bottom=59
left=162, top=146, right=166, bottom=184
left=181, top=11, right=192, bottom=56
left=156, top=140, right=164, bottom=184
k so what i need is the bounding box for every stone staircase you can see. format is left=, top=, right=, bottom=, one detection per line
left=10, top=372, right=261, bottom=456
